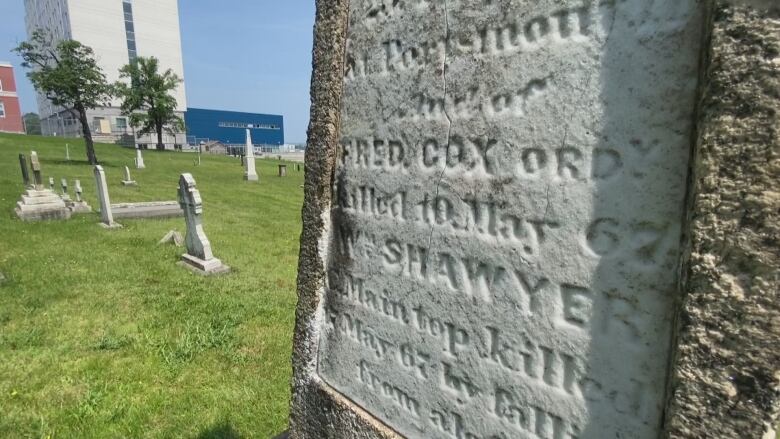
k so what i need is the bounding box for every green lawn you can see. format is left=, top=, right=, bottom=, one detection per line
left=0, top=133, right=302, bottom=438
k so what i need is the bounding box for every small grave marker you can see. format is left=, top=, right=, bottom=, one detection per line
left=121, top=166, right=137, bottom=186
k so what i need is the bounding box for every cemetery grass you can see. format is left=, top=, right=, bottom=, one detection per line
left=0, top=133, right=302, bottom=438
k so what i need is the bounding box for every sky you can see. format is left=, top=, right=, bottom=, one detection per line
left=0, top=1, right=316, bottom=143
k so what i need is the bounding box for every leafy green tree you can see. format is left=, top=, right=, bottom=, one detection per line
left=116, top=56, right=183, bottom=150
left=23, top=113, right=42, bottom=135
left=14, top=30, right=114, bottom=164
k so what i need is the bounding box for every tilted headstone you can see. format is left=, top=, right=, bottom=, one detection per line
left=94, top=165, right=121, bottom=228
left=178, top=173, right=229, bottom=274
left=244, top=128, right=258, bottom=181
left=122, top=166, right=137, bottom=186
left=288, top=1, right=780, bottom=438
left=18, top=154, right=30, bottom=188
left=135, top=146, right=146, bottom=169
left=29, top=151, right=42, bottom=189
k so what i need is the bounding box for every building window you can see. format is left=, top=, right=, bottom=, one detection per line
left=115, top=117, right=128, bottom=130
left=217, top=121, right=281, bottom=130
left=93, top=117, right=105, bottom=133
left=0, top=102, right=5, bottom=118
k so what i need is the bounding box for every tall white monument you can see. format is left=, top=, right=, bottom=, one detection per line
left=244, top=128, right=258, bottom=182
left=94, top=165, right=121, bottom=229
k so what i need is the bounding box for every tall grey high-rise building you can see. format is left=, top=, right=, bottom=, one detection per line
left=24, top=0, right=187, bottom=147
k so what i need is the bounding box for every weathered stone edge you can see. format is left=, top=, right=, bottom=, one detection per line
left=288, top=0, right=402, bottom=438
left=664, top=1, right=780, bottom=437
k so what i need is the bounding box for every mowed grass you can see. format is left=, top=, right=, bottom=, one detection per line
left=0, top=133, right=302, bottom=438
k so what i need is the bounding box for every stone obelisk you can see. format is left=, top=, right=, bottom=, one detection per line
left=244, top=127, right=258, bottom=182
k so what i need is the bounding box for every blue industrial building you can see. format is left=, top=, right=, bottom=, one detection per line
left=185, top=107, right=284, bottom=146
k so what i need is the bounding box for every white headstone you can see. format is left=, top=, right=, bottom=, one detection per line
left=244, top=128, right=258, bottom=181
left=122, top=166, right=137, bottom=186
left=135, top=147, right=145, bottom=169
left=48, top=177, right=55, bottom=190
left=65, top=143, right=70, bottom=161
left=307, top=1, right=706, bottom=438
left=94, top=165, right=120, bottom=228
left=178, top=173, right=229, bottom=274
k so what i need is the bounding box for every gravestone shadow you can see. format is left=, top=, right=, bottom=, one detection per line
left=194, top=421, right=242, bottom=439
left=578, top=1, right=705, bottom=437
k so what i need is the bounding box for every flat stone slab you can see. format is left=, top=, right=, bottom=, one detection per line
left=159, top=230, right=184, bottom=246
left=68, top=201, right=92, bottom=214
left=20, top=189, right=65, bottom=206
left=121, top=180, right=138, bottom=186
left=107, top=201, right=183, bottom=220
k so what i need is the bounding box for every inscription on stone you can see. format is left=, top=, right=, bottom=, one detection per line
left=318, top=1, right=704, bottom=438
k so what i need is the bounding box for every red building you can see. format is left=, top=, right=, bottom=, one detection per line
left=0, top=62, right=25, bottom=134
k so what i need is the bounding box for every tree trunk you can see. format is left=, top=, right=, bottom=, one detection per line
left=156, top=121, right=164, bottom=150
left=76, top=103, right=98, bottom=165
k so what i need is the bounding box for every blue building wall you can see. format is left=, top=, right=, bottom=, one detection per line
left=185, top=108, right=284, bottom=145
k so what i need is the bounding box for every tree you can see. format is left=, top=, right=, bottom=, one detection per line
left=14, top=30, right=114, bottom=164
left=23, top=113, right=42, bottom=135
left=116, top=56, right=183, bottom=150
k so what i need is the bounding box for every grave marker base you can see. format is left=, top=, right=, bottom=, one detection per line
left=179, top=254, right=230, bottom=276
left=15, top=189, right=72, bottom=222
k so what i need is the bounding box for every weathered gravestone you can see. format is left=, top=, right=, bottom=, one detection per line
left=14, top=152, right=71, bottom=221
left=18, top=154, right=30, bottom=188
left=30, top=151, right=43, bottom=189
left=289, top=1, right=779, bottom=438
left=135, top=146, right=146, bottom=169
left=178, top=173, right=229, bottom=275
left=59, top=178, right=71, bottom=202
left=278, top=164, right=287, bottom=177
left=94, top=165, right=122, bottom=229
left=69, top=179, right=92, bottom=213
left=245, top=128, right=259, bottom=181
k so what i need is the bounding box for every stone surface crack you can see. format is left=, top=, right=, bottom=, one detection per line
left=428, top=0, right=453, bottom=252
